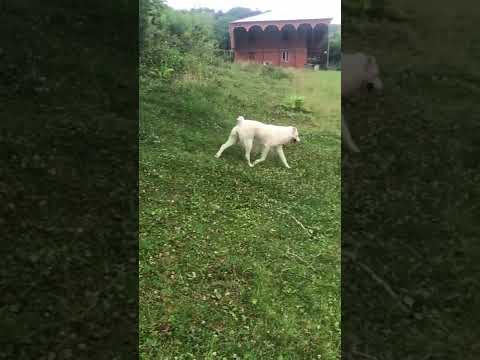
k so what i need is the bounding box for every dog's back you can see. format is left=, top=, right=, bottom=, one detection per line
left=236, top=116, right=264, bottom=128
left=234, top=116, right=265, bottom=139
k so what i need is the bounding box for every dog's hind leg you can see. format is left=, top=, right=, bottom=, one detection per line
left=215, top=132, right=237, bottom=158
left=253, top=145, right=271, bottom=166
left=275, top=146, right=290, bottom=168
left=243, top=139, right=254, bottom=167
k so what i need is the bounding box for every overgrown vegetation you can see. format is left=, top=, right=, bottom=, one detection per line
left=140, top=1, right=340, bottom=358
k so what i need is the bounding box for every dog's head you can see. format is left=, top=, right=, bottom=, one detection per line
left=290, top=127, right=300, bottom=143
left=365, top=55, right=383, bottom=92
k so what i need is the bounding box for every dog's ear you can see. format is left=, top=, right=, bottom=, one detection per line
left=291, top=127, right=298, bottom=134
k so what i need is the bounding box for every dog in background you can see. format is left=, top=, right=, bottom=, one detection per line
left=342, top=53, right=383, bottom=152
left=215, top=116, right=300, bottom=168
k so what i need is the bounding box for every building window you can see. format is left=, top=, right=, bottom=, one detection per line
left=281, top=50, right=289, bottom=63
left=248, top=31, right=255, bottom=44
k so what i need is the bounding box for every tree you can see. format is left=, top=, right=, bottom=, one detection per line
left=328, top=25, right=341, bottom=68
left=213, top=7, right=263, bottom=49
left=139, top=0, right=152, bottom=55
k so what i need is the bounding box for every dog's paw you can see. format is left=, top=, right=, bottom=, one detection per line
left=248, top=163, right=254, bottom=168
left=214, top=154, right=221, bottom=158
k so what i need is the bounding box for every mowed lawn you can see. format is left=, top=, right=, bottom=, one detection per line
left=139, top=64, right=340, bottom=359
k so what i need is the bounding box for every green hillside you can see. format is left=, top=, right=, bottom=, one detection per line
left=140, top=63, right=341, bottom=359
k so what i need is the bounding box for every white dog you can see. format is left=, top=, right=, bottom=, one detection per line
left=342, top=53, right=383, bottom=152
left=215, top=116, right=300, bottom=168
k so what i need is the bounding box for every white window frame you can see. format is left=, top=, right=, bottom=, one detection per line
left=281, top=49, right=289, bottom=63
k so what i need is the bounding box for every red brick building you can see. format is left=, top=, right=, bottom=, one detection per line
left=229, top=11, right=332, bottom=68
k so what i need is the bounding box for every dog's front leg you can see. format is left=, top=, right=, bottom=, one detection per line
left=342, top=113, right=360, bottom=153
left=275, top=146, right=290, bottom=168
left=253, top=145, right=271, bottom=166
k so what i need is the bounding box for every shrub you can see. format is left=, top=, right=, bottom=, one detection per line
left=261, top=65, right=291, bottom=80
left=292, top=96, right=306, bottom=111
left=281, top=95, right=308, bottom=112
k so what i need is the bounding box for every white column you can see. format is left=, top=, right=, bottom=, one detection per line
left=229, top=26, right=235, bottom=50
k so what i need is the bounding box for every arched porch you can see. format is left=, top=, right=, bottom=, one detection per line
left=229, top=19, right=331, bottom=68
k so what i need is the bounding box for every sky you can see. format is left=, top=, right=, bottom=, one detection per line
left=165, top=0, right=341, bottom=24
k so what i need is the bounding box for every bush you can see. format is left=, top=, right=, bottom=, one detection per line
left=292, top=96, right=306, bottom=111
left=261, top=64, right=291, bottom=80
left=280, top=95, right=309, bottom=113
left=140, top=1, right=218, bottom=85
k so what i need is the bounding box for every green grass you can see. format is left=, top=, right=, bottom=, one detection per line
left=139, top=64, right=340, bottom=359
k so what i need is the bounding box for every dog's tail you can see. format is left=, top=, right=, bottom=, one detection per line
left=236, top=116, right=245, bottom=124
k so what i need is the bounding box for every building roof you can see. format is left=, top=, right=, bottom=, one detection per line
left=231, top=10, right=332, bottom=24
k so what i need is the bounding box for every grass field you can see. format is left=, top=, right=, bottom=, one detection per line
left=139, top=64, right=340, bottom=359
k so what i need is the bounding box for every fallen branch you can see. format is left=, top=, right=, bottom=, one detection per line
left=276, top=209, right=311, bottom=235
left=290, top=215, right=310, bottom=234
left=344, top=250, right=409, bottom=313
left=286, top=247, right=316, bottom=271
